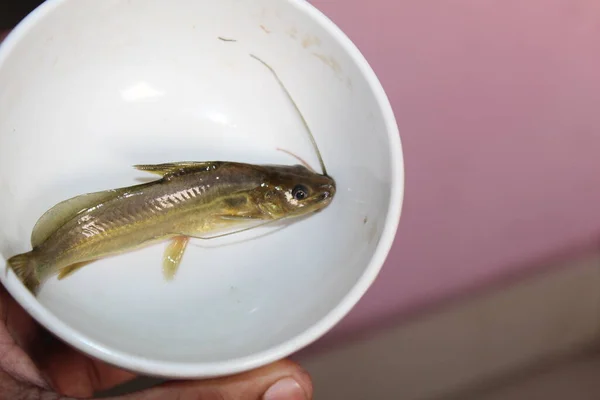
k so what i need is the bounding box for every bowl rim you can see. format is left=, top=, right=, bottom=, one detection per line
left=0, top=0, right=405, bottom=378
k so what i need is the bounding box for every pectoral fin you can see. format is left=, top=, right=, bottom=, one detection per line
left=185, top=216, right=272, bottom=240
left=163, top=236, right=190, bottom=281
left=218, top=215, right=260, bottom=221
left=57, top=260, right=95, bottom=280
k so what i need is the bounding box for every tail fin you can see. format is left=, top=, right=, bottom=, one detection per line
left=7, top=252, right=40, bottom=293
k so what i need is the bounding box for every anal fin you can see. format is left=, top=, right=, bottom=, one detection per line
left=57, top=260, right=95, bottom=280
left=163, top=236, right=190, bottom=281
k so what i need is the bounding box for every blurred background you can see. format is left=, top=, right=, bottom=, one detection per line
left=3, top=1, right=600, bottom=399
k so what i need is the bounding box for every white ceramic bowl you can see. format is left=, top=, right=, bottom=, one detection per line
left=0, top=0, right=403, bottom=378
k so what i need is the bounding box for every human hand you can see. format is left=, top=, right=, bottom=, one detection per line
left=0, top=284, right=313, bottom=399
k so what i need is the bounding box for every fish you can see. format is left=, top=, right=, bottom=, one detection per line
left=6, top=54, right=336, bottom=294
left=6, top=161, right=335, bottom=293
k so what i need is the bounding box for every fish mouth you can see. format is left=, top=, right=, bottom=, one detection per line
left=322, top=182, right=336, bottom=199
left=313, top=183, right=336, bottom=210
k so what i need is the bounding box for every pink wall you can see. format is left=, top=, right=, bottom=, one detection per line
left=309, top=0, right=600, bottom=340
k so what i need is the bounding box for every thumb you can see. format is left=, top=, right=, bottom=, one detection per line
left=111, top=360, right=313, bottom=400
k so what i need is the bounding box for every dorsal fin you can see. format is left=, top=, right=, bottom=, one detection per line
left=133, top=162, right=221, bottom=179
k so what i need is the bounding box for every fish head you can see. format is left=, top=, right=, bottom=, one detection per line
left=255, top=164, right=336, bottom=219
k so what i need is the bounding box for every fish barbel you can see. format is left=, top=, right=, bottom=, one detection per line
left=7, top=161, right=335, bottom=293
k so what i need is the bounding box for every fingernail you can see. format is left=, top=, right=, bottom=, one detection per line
left=263, top=377, right=308, bottom=400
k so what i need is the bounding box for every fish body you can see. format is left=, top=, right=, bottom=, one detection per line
left=7, top=161, right=335, bottom=293
left=8, top=53, right=336, bottom=294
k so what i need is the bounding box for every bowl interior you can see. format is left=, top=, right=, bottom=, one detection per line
left=0, top=0, right=398, bottom=373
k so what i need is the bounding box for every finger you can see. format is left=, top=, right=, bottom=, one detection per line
left=0, top=285, right=49, bottom=388
left=37, top=341, right=137, bottom=398
left=111, top=359, right=313, bottom=400
left=0, top=285, right=137, bottom=397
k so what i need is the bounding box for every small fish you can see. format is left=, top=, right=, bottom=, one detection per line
left=6, top=54, right=335, bottom=294
left=7, top=161, right=335, bottom=293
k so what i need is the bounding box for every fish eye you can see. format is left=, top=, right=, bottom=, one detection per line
left=292, top=185, right=308, bottom=201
